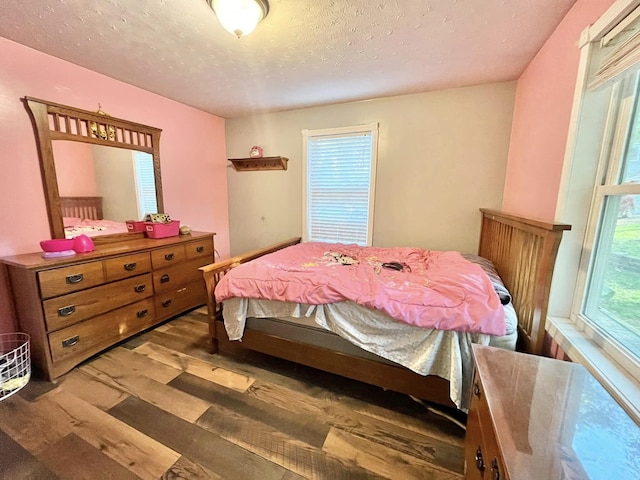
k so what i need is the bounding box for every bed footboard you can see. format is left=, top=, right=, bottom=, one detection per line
left=199, top=237, right=301, bottom=353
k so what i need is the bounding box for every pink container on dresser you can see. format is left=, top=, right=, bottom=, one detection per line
left=144, top=220, right=180, bottom=239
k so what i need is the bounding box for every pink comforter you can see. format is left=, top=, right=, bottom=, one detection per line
left=215, top=242, right=506, bottom=336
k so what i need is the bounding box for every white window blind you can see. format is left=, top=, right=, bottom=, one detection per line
left=590, top=31, right=640, bottom=90
left=303, top=124, right=378, bottom=246
left=589, top=4, right=640, bottom=90
left=133, top=152, right=158, bottom=218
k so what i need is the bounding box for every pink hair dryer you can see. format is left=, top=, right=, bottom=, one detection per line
left=73, top=234, right=95, bottom=253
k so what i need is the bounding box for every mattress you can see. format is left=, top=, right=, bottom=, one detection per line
left=222, top=297, right=517, bottom=410
left=245, top=315, right=400, bottom=366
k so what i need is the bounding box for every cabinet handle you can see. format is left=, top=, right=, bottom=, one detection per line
left=196, top=246, right=204, bottom=253
left=160, top=274, right=170, bottom=283
left=124, top=262, right=137, bottom=271
left=491, top=459, right=501, bottom=480
left=137, top=309, right=149, bottom=318
left=162, top=299, right=172, bottom=308
left=134, top=284, right=146, bottom=293
left=473, top=382, right=481, bottom=398
left=57, top=305, right=76, bottom=317
left=62, top=335, right=79, bottom=348
left=164, top=253, right=175, bottom=261
left=65, top=273, right=84, bottom=284
left=475, top=446, right=486, bottom=473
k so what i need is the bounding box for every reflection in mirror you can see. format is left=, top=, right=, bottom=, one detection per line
left=24, top=96, right=164, bottom=241
left=53, top=142, right=158, bottom=238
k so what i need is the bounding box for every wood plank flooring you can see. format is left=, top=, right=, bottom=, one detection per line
left=0, top=308, right=467, bottom=479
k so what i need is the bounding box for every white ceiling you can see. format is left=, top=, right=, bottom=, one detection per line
left=1, top=0, right=577, bottom=118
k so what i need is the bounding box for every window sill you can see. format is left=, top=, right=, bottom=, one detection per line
left=547, top=316, right=640, bottom=424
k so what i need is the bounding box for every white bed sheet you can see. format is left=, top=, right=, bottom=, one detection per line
left=222, top=297, right=517, bottom=410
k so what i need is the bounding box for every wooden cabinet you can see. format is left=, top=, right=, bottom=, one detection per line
left=0, top=232, right=214, bottom=380
left=464, top=365, right=507, bottom=480
left=464, top=345, right=640, bottom=480
left=150, top=237, right=212, bottom=322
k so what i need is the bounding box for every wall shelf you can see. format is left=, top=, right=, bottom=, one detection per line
left=229, top=156, right=288, bottom=171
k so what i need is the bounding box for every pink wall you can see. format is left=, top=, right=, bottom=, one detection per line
left=53, top=142, right=97, bottom=197
left=0, top=37, right=230, bottom=333
left=502, top=0, right=616, bottom=220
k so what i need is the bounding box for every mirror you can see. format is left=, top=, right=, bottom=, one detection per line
left=53, top=142, right=158, bottom=238
left=25, top=96, right=164, bottom=242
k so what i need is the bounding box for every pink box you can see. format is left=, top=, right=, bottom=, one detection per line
left=144, top=220, right=180, bottom=239
left=126, top=220, right=146, bottom=232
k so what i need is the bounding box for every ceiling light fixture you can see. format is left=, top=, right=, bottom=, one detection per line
left=207, top=0, right=269, bottom=38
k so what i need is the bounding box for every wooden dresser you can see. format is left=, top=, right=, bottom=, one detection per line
left=0, top=232, right=214, bottom=380
left=465, top=345, right=640, bottom=480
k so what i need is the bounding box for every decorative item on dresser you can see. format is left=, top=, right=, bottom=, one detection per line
left=0, top=232, right=215, bottom=380
left=465, top=344, right=640, bottom=479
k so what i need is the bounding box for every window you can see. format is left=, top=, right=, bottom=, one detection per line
left=567, top=6, right=640, bottom=384
left=133, top=151, right=158, bottom=218
left=302, top=124, right=378, bottom=246
left=582, top=74, right=640, bottom=361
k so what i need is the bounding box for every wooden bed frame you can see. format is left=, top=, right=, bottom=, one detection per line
left=60, top=196, right=104, bottom=220
left=201, top=209, right=571, bottom=408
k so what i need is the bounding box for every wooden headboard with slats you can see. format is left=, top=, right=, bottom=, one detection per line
left=478, top=209, right=571, bottom=355
left=60, top=196, right=104, bottom=220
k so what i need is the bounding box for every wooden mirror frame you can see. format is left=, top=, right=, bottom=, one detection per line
left=24, top=96, right=164, bottom=242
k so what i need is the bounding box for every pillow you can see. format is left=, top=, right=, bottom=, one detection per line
left=461, top=254, right=512, bottom=305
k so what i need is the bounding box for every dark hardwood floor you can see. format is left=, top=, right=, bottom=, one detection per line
left=0, top=308, right=466, bottom=479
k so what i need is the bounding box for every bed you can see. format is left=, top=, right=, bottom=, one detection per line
left=61, top=196, right=130, bottom=238
left=201, top=209, right=571, bottom=410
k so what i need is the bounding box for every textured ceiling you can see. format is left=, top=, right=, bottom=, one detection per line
left=1, top=0, right=577, bottom=118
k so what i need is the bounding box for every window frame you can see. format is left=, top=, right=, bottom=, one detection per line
left=301, top=123, right=379, bottom=246
left=570, top=77, right=640, bottom=384
left=555, top=0, right=640, bottom=421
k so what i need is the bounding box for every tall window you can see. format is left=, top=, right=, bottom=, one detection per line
left=302, top=124, right=378, bottom=246
left=569, top=8, right=640, bottom=380
left=582, top=73, right=640, bottom=360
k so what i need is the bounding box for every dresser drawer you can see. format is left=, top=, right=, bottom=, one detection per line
left=151, top=245, right=186, bottom=269
left=48, top=298, right=156, bottom=364
left=155, top=280, right=206, bottom=321
left=38, top=261, right=105, bottom=299
left=104, top=252, right=151, bottom=282
left=185, top=237, right=214, bottom=261
left=466, top=370, right=509, bottom=480
left=152, top=258, right=208, bottom=294
left=43, top=273, right=153, bottom=331
left=464, top=406, right=485, bottom=480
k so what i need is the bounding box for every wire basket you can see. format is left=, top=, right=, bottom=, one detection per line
left=0, top=332, right=31, bottom=401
